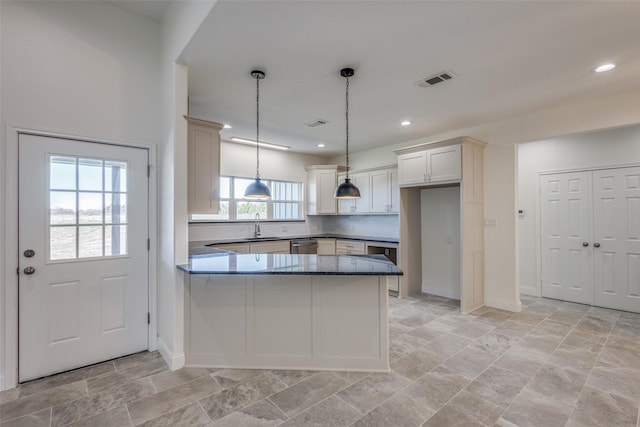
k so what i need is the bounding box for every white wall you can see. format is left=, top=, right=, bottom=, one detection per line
left=421, top=187, right=461, bottom=299
left=220, top=141, right=327, bottom=182
left=157, top=0, right=216, bottom=370
left=0, top=0, right=162, bottom=390
left=518, top=123, right=640, bottom=296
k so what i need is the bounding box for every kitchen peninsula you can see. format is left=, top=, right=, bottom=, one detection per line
left=178, top=252, right=402, bottom=372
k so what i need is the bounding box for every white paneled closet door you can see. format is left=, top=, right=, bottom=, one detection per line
left=540, top=167, right=640, bottom=313
left=592, top=167, right=640, bottom=312
left=540, top=172, right=592, bottom=305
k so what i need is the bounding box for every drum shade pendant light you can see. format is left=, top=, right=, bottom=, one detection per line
left=244, top=70, right=271, bottom=199
left=334, top=68, right=361, bottom=199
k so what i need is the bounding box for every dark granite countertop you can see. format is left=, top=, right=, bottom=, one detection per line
left=177, top=253, right=403, bottom=276
left=189, top=234, right=399, bottom=255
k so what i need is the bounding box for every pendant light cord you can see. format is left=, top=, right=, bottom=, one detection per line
left=345, top=75, right=350, bottom=180
left=256, top=75, right=261, bottom=179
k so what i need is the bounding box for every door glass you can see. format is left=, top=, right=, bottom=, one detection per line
left=48, top=155, right=129, bottom=261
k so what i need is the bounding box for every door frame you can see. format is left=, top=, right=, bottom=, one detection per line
left=2, top=125, right=158, bottom=390
left=535, top=163, right=640, bottom=299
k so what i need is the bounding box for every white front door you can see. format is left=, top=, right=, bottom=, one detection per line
left=592, top=167, right=640, bottom=312
left=540, top=172, right=592, bottom=305
left=18, top=134, right=149, bottom=382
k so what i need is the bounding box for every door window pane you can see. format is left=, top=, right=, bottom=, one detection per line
left=78, top=158, right=103, bottom=191
left=78, top=225, right=103, bottom=258
left=78, top=192, right=103, bottom=224
left=50, top=191, right=76, bottom=225
left=106, top=193, right=127, bottom=224
left=105, top=161, right=127, bottom=192
left=50, top=227, right=77, bottom=260
left=105, top=225, right=128, bottom=256
left=50, top=156, right=76, bottom=190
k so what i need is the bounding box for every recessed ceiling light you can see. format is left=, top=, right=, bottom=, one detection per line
left=594, top=63, right=617, bottom=73
left=230, top=137, right=289, bottom=150
left=401, top=121, right=412, bottom=126
left=317, top=143, right=326, bottom=148
left=223, top=124, right=232, bottom=129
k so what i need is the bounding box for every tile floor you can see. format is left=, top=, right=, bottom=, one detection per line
left=1, top=294, right=639, bottom=426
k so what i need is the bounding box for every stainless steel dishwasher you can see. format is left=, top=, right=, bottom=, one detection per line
left=290, top=239, right=318, bottom=254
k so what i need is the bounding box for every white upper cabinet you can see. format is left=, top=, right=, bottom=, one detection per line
left=308, top=165, right=398, bottom=216
left=370, top=168, right=399, bottom=213
left=397, top=144, right=461, bottom=187
left=306, top=165, right=344, bottom=215
left=397, top=151, right=428, bottom=186
left=337, top=172, right=370, bottom=214
left=185, top=116, right=223, bottom=214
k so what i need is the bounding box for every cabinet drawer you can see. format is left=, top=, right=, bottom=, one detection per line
left=335, top=240, right=365, bottom=254
left=249, top=240, right=290, bottom=254
left=211, top=243, right=250, bottom=254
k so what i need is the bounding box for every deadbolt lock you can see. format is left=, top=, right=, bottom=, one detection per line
left=24, top=249, right=35, bottom=258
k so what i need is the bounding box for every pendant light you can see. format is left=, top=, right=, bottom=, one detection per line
left=334, top=67, right=361, bottom=199
left=244, top=70, right=272, bottom=199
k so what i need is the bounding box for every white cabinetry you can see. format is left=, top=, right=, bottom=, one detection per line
left=315, top=238, right=336, bottom=255
left=306, top=165, right=346, bottom=215
left=185, top=116, right=223, bottom=214
left=336, top=240, right=365, bottom=255
left=212, top=240, right=290, bottom=254
left=395, top=137, right=486, bottom=313
left=337, top=172, right=370, bottom=214
left=250, top=240, right=290, bottom=254
left=397, top=145, right=461, bottom=187
left=370, top=168, right=399, bottom=213
left=211, top=243, right=250, bottom=253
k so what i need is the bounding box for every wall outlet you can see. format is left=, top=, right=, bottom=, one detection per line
left=484, top=218, right=497, bottom=228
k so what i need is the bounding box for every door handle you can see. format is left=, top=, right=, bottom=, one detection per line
left=582, top=242, right=589, bottom=247
left=594, top=242, right=601, bottom=248
left=23, top=266, right=36, bottom=275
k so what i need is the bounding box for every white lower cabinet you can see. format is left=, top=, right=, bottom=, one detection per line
left=336, top=240, right=365, bottom=255
left=250, top=240, right=290, bottom=254
left=212, top=240, right=290, bottom=254
left=315, top=238, right=336, bottom=255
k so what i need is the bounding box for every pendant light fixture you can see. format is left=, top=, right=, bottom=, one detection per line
left=244, top=69, right=272, bottom=199
left=334, top=67, right=361, bottom=199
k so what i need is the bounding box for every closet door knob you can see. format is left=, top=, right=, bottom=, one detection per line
left=594, top=242, right=601, bottom=248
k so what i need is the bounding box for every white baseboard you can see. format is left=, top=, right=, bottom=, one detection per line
left=421, top=285, right=460, bottom=300
left=519, top=285, right=540, bottom=297
left=485, top=297, right=522, bottom=313
left=157, top=338, right=185, bottom=371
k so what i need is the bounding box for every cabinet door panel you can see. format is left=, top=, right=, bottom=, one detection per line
left=427, top=145, right=461, bottom=182
left=370, top=170, right=389, bottom=213
left=398, top=152, right=427, bottom=186
left=353, top=173, right=370, bottom=214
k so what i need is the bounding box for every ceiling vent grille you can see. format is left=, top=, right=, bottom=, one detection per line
left=417, top=71, right=456, bottom=87
left=305, top=119, right=329, bottom=127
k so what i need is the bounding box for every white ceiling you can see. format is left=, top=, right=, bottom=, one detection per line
left=107, top=0, right=169, bottom=23
left=180, top=1, right=640, bottom=155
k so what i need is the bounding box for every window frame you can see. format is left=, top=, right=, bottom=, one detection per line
left=189, top=175, right=305, bottom=223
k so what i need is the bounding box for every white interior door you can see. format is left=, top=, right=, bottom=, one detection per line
left=18, top=134, right=149, bottom=382
left=540, top=172, right=592, bottom=304
left=592, top=167, right=640, bottom=313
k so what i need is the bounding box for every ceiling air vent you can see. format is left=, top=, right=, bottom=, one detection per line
left=305, top=119, right=329, bottom=127
left=417, top=71, right=456, bottom=88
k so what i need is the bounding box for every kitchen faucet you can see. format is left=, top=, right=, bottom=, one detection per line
left=254, top=213, right=261, bottom=238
